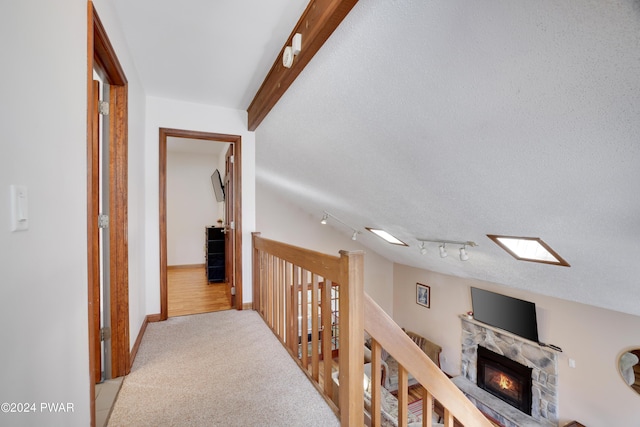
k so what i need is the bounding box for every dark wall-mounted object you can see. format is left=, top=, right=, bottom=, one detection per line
left=471, top=287, right=539, bottom=343
left=211, top=169, right=225, bottom=202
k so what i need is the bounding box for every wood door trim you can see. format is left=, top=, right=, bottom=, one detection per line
left=86, top=7, right=97, bottom=425
left=87, top=4, right=129, bottom=426
left=159, top=128, right=244, bottom=321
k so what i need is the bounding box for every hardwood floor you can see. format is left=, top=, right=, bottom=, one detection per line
left=167, top=265, right=232, bottom=317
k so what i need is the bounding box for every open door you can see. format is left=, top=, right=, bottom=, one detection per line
left=224, top=144, right=235, bottom=306
left=159, top=128, right=244, bottom=320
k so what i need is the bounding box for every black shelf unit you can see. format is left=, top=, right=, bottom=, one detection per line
left=206, top=227, right=225, bottom=282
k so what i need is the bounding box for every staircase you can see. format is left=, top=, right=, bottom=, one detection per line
left=252, top=233, right=493, bottom=426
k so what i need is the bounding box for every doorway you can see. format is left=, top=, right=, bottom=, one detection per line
left=165, top=137, right=232, bottom=316
left=87, top=2, right=130, bottom=426
left=159, top=128, right=243, bottom=321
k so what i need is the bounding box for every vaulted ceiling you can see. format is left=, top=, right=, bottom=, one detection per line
left=112, top=0, right=640, bottom=317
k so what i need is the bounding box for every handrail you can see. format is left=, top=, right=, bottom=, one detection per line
left=252, top=233, right=492, bottom=427
left=364, top=294, right=494, bottom=427
left=252, top=233, right=364, bottom=426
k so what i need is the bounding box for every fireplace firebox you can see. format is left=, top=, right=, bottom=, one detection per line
left=477, top=346, right=533, bottom=415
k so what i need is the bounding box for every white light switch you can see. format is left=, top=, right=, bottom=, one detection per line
left=568, top=358, right=576, bottom=368
left=10, top=185, right=28, bottom=232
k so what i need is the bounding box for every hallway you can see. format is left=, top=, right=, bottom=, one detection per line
left=107, top=310, right=339, bottom=426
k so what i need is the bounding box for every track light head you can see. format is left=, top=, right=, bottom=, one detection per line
left=419, top=242, right=427, bottom=255
left=459, top=246, right=469, bottom=261
left=439, top=243, right=448, bottom=258
left=352, top=230, right=358, bottom=241
left=320, top=213, right=328, bottom=225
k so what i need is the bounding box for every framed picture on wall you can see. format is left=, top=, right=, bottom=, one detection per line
left=416, top=283, right=430, bottom=308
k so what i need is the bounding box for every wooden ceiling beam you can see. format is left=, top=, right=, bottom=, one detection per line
left=247, top=0, right=358, bottom=131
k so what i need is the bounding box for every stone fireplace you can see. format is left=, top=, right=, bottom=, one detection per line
left=452, top=315, right=559, bottom=427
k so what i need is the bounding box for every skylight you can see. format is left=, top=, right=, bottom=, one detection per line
left=366, top=228, right=408, bottom=246
left=487, top=235, right=570, bottom=267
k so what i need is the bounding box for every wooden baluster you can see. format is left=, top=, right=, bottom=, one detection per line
left=423, top=387, right=433, bottom=427
left=443, top=408, right=454, bottom=427
left=370, top=339, right=382, bottom=427
left=260, top=251, right=266, bottom=316
left=286, top=262, right=294, bottom=352
left=278, top=259, right=283, bottom=338
left=321, top=279, right=333, bottom=398
left=265, top=254, right=272, bottom=328
left=398, top=365, right=408, bottom=427
left=293, top=266, right=300, bottom=356
left=311, top=274, right=320, bottom=381
left=300, top=269, right=309, bottom=369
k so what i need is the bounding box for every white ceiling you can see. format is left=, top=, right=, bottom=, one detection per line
left=112, top=0, right=640, bottom=317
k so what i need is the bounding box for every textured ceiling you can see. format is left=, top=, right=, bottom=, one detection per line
left=112, top=0, right=640, bottom=316
left=255, top=0, right=640, bottom=316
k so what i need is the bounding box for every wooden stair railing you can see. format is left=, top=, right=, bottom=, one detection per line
left=252, top=233, right=492, bottom=427
left=252, top=233, right=364, bottom=426
left=364, top=294, right=494, bottom=427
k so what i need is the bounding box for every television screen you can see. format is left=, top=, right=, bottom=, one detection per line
left=471, top=287, right=539, bottom=343
left=211, top=169, right=225, bottom=202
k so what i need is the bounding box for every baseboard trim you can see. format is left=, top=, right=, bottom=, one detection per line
left=167, top=264, right=205, bottom=270
left=130, top=313, right=162, bottom=369
left=242, top=302, right=253, bottom=310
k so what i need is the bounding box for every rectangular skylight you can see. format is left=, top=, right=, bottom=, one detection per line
left=366, top=228, right=408, bottom=246
left=487, top=235, right=570, bottom=267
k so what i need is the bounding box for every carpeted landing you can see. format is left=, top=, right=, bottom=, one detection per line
left=108, top=310, right=340, bottom=426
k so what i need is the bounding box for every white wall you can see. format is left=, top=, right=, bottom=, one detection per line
left=145, top=97, right=256, bottom=309
left=167, top=151, right=219, bottom=265
left=0, top=2, right=89, bottom=425
left=0, top=0, right=144, bottom=424
left=393, top=263, right=640, bottom=426
left=255, top=181, right=394, bottom=315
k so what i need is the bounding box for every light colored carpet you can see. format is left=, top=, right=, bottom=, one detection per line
left=108, top=310, right=340, bottom=427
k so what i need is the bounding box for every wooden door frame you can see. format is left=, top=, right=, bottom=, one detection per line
left=159, top=128, right=243, bottom=320
left=87, top=2, right=130, bottom=426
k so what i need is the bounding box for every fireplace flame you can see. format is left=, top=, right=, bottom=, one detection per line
left=497, top=373, right=513, bottom=390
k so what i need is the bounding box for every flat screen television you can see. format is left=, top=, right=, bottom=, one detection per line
left=211, top=169, right=225, bottom=202
left=470, top=287, right=539, bottom=343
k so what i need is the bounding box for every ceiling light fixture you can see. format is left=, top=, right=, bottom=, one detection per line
left=439, top=244, right=448, bottom=258
left=320, top=213, right=328, bottom=225
left=459, top=246, right=469, bottom=261
left=419, top=242, right=427, bottom=255
left=320, top=211, right=360, bottom=241
left=366, top=228, right=408, bottom=246
left=417, top=239, right=478, bottom=261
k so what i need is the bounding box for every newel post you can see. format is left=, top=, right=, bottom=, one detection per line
left=252, top=232, right=261, bottom=311
left=338, top=250, right=365, bottom=426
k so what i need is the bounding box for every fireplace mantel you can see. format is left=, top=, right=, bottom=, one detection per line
left=457, top=315, right=559, bottom=426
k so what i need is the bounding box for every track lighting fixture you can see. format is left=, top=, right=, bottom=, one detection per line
left=439, top=244, right=448, bottom=258
left=417, top=239, right=478, bottom=261
left=320, top=211, right=360, bottom=241
left=459, top=246, right=469, bottom=261
left=419, top=242, right=427, bottom=255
